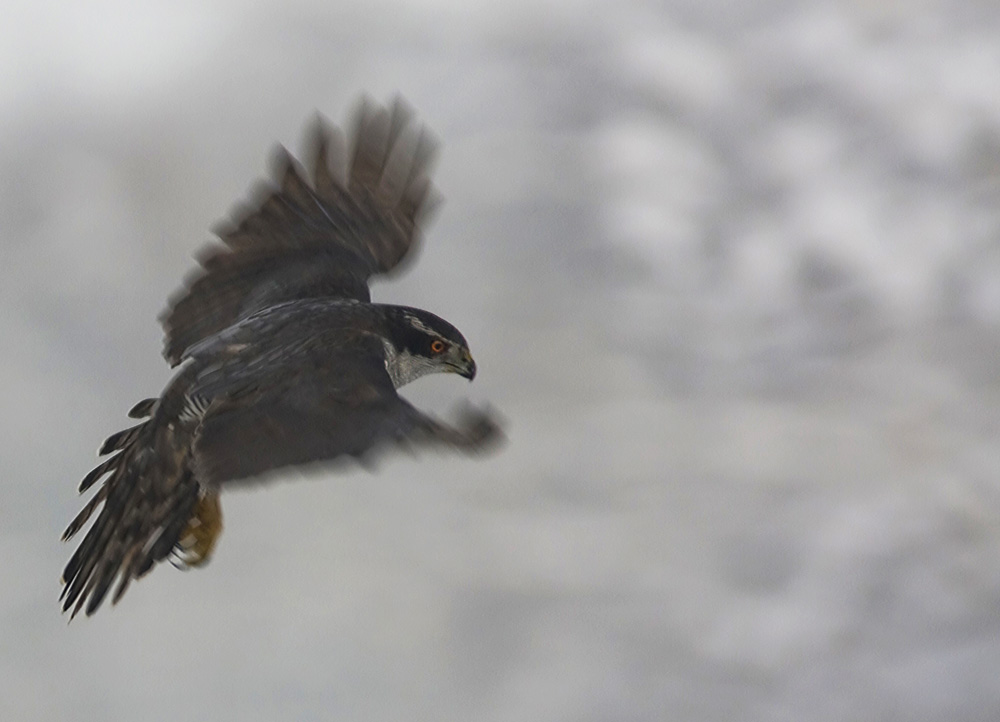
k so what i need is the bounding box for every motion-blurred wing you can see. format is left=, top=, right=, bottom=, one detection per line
left=161, top=97, right=439, bottom=366
left=190, top=336, right=496, bottom=485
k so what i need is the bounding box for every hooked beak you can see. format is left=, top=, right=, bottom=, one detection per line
left=457, top=350, right=476, bottom=381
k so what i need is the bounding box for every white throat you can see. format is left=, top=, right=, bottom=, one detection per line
left=382, top=340, right=438, bottom=388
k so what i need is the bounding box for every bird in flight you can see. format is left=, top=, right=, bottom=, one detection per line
left=61, top=97, right=502, bottom=617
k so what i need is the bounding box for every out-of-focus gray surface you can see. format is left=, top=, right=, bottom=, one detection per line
left=3, top=1, right=1000, bottom=719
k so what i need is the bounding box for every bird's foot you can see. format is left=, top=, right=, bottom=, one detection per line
left=172, top=490, right=224, bottom=568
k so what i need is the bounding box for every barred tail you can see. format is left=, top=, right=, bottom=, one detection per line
left=61, top=397, right=201, bottom=618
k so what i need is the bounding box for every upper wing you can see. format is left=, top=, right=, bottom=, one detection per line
left=160, top=97, right=440, bottom=366
left=189, top=332, right=498, bottom=485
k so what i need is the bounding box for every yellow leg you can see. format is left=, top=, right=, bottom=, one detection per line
left=174, top=491, right=224, bottom=568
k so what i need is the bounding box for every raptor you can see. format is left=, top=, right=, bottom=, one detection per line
left=61, top=97, right=501, bottom=617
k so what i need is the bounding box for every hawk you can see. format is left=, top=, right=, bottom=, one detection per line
left=61, top=97, right=501, bottom=617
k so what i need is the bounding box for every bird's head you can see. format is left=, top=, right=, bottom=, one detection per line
left=381, top=305, right=477, bottom=387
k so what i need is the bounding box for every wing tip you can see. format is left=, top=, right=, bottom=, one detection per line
left=304, top=111, right=348, bottom=190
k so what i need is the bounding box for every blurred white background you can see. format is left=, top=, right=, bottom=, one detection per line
left=3, top=1, right=1000, bottom=720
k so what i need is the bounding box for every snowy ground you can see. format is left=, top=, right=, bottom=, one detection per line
left=3, top=1, right=1000, bottom=720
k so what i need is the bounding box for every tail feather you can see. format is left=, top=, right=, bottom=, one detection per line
left=115, top=489, right=201, bottom=604
left=61, top=484, right=108, bottom=541
left=61, top=403, right=202, bottom=618
left=127, top=397, right=158, bottom=419
left=77, top=456, right=117, bottom=493
left=98, top=423, right=145, bottom=455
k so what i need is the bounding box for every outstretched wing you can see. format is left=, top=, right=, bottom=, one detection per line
left=189, top=333, right=497, bottom=485
left=161, top=97, right=439, bottom=366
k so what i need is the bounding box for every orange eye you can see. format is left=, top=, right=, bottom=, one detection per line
left=430, top=340, right=446, bottom=354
